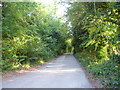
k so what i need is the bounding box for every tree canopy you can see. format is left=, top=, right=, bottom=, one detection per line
left=2, top=2, right=69, bottom=71
left=66, top=2, right=119, bottom=88
left=1, top=1, right=119, bottom=88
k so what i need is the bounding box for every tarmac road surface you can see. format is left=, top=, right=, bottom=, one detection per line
left=2, top=54, right=92, bottom=88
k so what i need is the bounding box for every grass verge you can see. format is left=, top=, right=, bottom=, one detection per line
left=74, top=52, right=119, bottom=88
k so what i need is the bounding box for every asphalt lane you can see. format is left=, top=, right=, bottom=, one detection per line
left=2, top=54, right=92, bottom=88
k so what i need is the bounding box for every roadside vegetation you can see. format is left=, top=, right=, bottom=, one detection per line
left=66, top=2, right=119, bottom=88
left=1, top=1, right=119, bottom=88
left=2, top=2, right=69, bottom=72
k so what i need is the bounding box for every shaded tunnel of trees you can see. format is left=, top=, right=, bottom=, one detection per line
left=1, top=1, right=119, bottom=88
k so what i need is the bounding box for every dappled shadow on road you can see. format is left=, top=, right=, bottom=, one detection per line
left=35, top=69, right=82, bottom=73
left=3, top=54, right=92, bottom=88
left=2, top=61, right=51, bottom=80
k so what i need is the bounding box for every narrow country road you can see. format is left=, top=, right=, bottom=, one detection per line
left=2, top=54, right=92, bottom=88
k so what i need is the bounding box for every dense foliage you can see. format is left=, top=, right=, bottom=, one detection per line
left=1, top=1, right=120, bottom=88
left=2, top=2, right=68, bottom=71
left=66, top=2, right=119, bottom=88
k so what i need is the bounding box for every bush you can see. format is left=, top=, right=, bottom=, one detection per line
left=2, top=2, right=68, bottom=72
left=75, top=52, right=119, bottom=88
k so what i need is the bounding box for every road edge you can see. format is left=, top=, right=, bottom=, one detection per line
left=73, top=54, right=102, bottom=88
